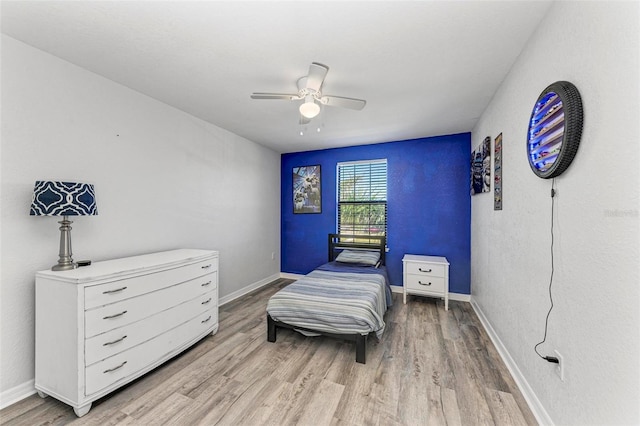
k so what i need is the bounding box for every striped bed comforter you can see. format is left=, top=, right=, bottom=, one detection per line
left=266, top=266, right=389, bottom=338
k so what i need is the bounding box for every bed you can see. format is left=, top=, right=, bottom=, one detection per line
left=266, top=234, right=391, bottom=364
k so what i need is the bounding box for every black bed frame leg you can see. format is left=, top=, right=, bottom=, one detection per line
left=355, top=334, right=367, bottom=364
left=267, top=314, right=277, bottom=342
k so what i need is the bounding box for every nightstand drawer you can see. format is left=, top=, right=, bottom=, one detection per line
left=404, top=262, right=445, bottom=277
left=405, top=274, right=446, bottom=293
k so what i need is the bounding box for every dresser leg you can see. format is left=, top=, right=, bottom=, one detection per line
left=74, top=403, right=92, bottom=417
left=210, top=323, right=219, bottom=336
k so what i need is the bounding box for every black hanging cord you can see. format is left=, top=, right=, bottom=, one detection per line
left=534, top=179, right=559, bottom=363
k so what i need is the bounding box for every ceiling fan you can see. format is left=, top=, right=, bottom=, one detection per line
left=250, top=62, right=366, bottom=124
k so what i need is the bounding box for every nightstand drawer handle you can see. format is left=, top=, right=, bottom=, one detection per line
left=418, top=268, right=432, bottom=273
left=201, top=298, right=212, bottom=305
left=201, top=315, right=212, bottom=324
left=418, top=281, right=432, bottom=286
left=103, top=335, right=127, bottom=346
left=102, top=286, right=127, bottom=294
left=201, top=264, right=212, bottom=269
left=103, top=310, right=127, bottom=320
left=201, top=281, right=212, bottom=287
left=103, top=361, right=127, bottom=374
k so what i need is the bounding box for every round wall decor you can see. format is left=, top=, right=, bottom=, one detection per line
left=527, top=81, right=583, bottom=178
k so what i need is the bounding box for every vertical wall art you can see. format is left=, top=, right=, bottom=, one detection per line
left=471, top=136, right=491, bottom=195
left=293, top=165, right=321, bottom=214
left=494, top=133, right=503, bottom=210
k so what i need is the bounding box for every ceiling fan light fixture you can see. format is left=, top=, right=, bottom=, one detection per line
left=299, top=95, right=320, bottom=119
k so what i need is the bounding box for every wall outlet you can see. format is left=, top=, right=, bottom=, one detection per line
left=271, top=252, right=275, bottom=260
left=554, top=350, right=564, bottom=381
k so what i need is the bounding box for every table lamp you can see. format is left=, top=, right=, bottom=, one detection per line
left=30, top=181, right=97, bottom=271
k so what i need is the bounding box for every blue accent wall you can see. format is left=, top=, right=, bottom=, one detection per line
left=281, top=133, right=471, bottom=295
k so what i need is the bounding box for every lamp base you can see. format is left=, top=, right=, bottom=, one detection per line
left=52, top=262, right=78, bottom=271
left=51, top=216, right=77, bottom=271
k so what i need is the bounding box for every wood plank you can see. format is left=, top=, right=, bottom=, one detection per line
left=444, top=339, right=496, bottom=424
left=132, top=392, right=194, bottom=425
left=485, top=389, right=531, bottom=426
left=225, top=379, right=293, bottom=426
left=295, top=379, right=345, bottom=426
left=163, top=378, right=245, bottom=425
left=441, top=386, right=463, bottom=426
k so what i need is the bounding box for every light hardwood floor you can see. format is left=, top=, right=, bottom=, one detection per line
left=1, top=279, right=537, bottom=425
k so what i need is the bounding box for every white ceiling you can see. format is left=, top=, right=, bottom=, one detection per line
left=1, top=1, right=553, bottom=153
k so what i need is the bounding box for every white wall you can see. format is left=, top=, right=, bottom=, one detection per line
left=0, top=35, right=281, bottom=402
left=471, top=2, right=639, bottom=425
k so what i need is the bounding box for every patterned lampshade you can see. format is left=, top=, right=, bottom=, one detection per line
left=30, top=181, right=97, bottom=216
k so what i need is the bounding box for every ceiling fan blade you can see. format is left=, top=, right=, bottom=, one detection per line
left=306, top=62, right=329, bottom=92
left=251, top=93, right=301, bottom=100
left=320, top=95, right=366, bottom=110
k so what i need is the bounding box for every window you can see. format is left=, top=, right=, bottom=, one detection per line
left=337, top=159, right=387, bottom=241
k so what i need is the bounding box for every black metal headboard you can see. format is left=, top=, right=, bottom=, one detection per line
left=328, top=234, right=386, bottom=265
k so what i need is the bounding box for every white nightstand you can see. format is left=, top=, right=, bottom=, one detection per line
left=402, top=254, right=449, bottom=310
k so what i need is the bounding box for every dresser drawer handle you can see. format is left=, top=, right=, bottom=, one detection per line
left=201, top=298, right=212, bottom=305
left=103, top=310, right=128, bottom=320
left=103, top=335, right=127, bottom=346
left=201, top=264, right=212, bottom=269
left=418, top=281, right=432, bottom=286
left=102, top=286, right=127, bottom=294
left=103, top=361, right=127, bottom=374
left=201, top=315, right=212, bottom=324
left=201, top=281, right=212, bottom=287
left=418, top=268, right=432, bottom=273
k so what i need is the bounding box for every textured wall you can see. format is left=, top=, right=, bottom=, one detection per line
left=471, top=2, right=639, bottom=424
left=281, top=134, right=471, bottom=293
left=0, top=36, right=280, bottom=397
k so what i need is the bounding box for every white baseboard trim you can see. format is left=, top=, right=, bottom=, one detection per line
left=449, top=292, right=471, bottom=302
left=470, top=298, right=553, bottom=426
left=218, top=273, right=281, bottom=306
left=280, top=272, right=304, bottom=280
left=0, top=379, right=36, bottom=410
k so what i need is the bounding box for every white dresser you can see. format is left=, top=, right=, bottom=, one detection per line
left=402, top=254, right=449, bottom=310
left=35, top=249, right=219, bottom=417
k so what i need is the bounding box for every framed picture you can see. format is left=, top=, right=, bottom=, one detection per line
left=293, top=165, right=321, bottom=214
left=471, top=136, right=491, bottom=195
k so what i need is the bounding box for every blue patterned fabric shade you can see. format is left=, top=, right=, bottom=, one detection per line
left=30, top=181, right=98, bottom=216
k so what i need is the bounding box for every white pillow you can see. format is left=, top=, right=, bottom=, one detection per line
left=335, top=250, right=380, bottom=266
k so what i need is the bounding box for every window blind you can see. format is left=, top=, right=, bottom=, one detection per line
left=337, top=160, right=387, bottom=240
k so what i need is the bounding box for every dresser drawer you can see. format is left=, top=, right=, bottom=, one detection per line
left=85, top=309, right=216, bottom=396
left=404, top=261, right=445, bottom=277
left=85, top=258, right=218, bottom=309
left=405, top=274, right=446, bottom=294
left=85, top=273, right=217, bottom=338
left=85, top=290, right=217, bottom=366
